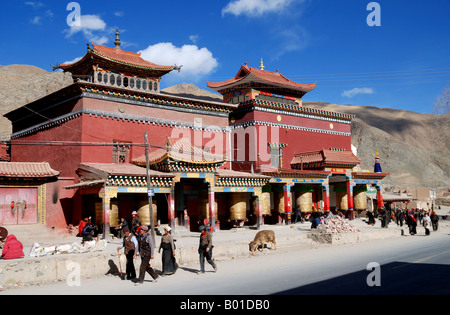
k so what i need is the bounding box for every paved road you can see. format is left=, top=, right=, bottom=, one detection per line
left=3, top=230, right=449, bottom=297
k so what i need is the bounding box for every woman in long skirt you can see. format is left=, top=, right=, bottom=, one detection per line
left=158, top=226, right=178, bottom=275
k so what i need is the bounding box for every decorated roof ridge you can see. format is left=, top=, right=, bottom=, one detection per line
left=79, top=162, right=174, bottom=177
left=132, top=137, right=226, bottom=166
left=261, top=167, right=330, bottom=177
left=80, top=82, right=237, bottom=112
left=216, top=168, right=271, bottom=179
left=0, top=161, right=60, bottom=178
left=58, top=44, right=174, bottom=71
left=240, top=98, right=356, bottom=121
left=291, top=149, right=361, bottom=166
left=207, top=64, right=316, bottom=93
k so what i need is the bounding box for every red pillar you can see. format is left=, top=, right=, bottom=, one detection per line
left=283, top=184, right=292, bottom=224
left=168, top=192, right=175, bottom=230
left=322, top=185, right=330, bottom=212
left=377, top=186, right=384, bottom=209
left=208, top=185, right=217, bottom=230
left=347, top=180, right=354, bottom=220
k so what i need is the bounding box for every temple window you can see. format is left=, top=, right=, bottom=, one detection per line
left=123, top=77, right=129, bottom=87
left=110, top=74, right=116, bottom=85
left=154, top=81, right=158, bottom=91
left=103, top=73, right=109, bottom=84
left=268, top=143, right=286, bottom=169
left=136, top=79, right=141, bottom=89
left=112, top=142, right=132, bottom=164
left=116, top=75, right=122, bottom=86
left=130, top=78, right=135, bottom=89
left=270, top=147, right=281, bottom=168
left=97, top=72, right=103, bottom=83
left=142, top=80, right=147, bottom=90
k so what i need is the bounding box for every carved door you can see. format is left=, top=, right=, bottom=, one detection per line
left=0, top=188, right=38, bottom=225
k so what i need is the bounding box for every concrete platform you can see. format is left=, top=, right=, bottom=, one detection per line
left=1, top=218, right=447, bottom=290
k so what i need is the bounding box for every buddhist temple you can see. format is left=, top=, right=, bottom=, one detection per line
left=1, top=30, right=389, bottom=233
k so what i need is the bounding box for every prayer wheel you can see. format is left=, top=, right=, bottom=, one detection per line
left=229, top=192, right=247, bottom=220
left=95, top=201, right=119, bottom=226
left=199, top=197, right=218, bottom=220
left=296, top=191, right=313, bottom=213
left=354, top=190, right=367, bottom=210
left=276, top=191, right=285, bottom=214
left=335, top=191, right=348, bottom=210
left=252, top=192, right=271, bottom=216
left=138, top=200, right=157, bottom=226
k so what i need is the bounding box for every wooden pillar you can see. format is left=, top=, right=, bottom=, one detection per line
left=376, top=185, right=384, bottom=209
left=208, top=184, right=216, bottom=230
left=254, top=188, right=263, bottom=230
left=322, top=184, right=330, bottom=212
left=347, top=179, right=355, bottom=220
left=283, top=184, right=292, bottom=225
left=168, top=191, right=175, bottom=230
left=99, top=188, right=117, bottom=240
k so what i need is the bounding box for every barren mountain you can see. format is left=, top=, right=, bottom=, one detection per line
left=0, top=65, right=73, bottom=140
left=0, top=66, right=448, bottom=191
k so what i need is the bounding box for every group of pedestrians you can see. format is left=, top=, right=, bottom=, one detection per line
left=366, top=208, right=440, bottom=236
left=116, top=216, right=217, bottom=285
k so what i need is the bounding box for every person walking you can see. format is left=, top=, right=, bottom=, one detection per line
left=198, top=224, right=217, bottom=274
left=135, top=225, right=158, bottom=285
left=117, top=226, right=138, bottom=280
left=430, top=211, right=439, bottom=231
left=158, top=226, right=178, bottom=276
left=406, top=213, right=417, bottom=235
left=423, top=212, right=431, bottom=236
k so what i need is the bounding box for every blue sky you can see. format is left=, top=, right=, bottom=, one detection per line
left=0, top=0, right=449, bottom=113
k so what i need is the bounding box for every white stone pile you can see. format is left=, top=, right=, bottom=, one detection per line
left=29, top=239, right=108, bottom=257
left=317, top=216, right=360, bottom=233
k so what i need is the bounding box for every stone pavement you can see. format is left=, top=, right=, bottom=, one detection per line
left=1, top=217, right=448, bottom=290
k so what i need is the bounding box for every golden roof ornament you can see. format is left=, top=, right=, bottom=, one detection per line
left=260, top=58, right=265, bottom=70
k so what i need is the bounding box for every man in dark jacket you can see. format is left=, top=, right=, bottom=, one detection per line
left=198, top=224, right=217, bottom=274
left=135, top=225, right=158, bottom=285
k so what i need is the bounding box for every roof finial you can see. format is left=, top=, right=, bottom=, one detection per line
left=260, top=58, right=265, bottom=70
left=114, top=27, right=121, bottom=49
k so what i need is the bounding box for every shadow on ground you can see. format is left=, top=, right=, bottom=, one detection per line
left=273, top=262, right=450, bottom=295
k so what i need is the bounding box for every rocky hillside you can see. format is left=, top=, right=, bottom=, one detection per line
left=0, top=65, right=73, bottom=140
left=0, top=65, right=449, bottom=192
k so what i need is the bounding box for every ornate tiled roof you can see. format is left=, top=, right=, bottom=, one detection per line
left=133, top=138, right=226, bottom=165
left=207, top=64, right=316, bottom=93
left=291, top=149, right=361, bottom=169
left=0, top=162, right=59, bottom=178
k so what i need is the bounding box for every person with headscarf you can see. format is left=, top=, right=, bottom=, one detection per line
left=1, top=235, right=24, bottom=260
left=198, top=224, right=217, bottom=274
left=158, top=226, right=178, bottom=276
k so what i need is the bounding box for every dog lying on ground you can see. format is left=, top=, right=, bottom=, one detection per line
left=249, top=230, right=276, bottom=254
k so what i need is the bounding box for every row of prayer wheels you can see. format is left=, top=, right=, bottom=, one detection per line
left=95, top=200, right=157, bottom=227
left=94, top=188, right=368, bottom=226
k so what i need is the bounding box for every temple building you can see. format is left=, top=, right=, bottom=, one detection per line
left=1, top=30, right=388, bottom=233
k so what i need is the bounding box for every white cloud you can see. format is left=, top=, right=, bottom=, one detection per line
left=30, top=16, right=41, bottom=25
left=114, top=11, right=124, bottom=17
left=342, top=87, right=375, bottom=98
left=64, top=14, right=108, bottom=45
left=139, top=43, right=218, bottom=79
left=63, top=56, right=82, bottom=65
left=189, top=34, right=199, bottom=44
left=222, top=0, right=295, bottom=17
left=25, top=2, right=44, bottom=9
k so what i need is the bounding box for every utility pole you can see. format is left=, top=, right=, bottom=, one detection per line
left=144, top=132, right=156, bottom=247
